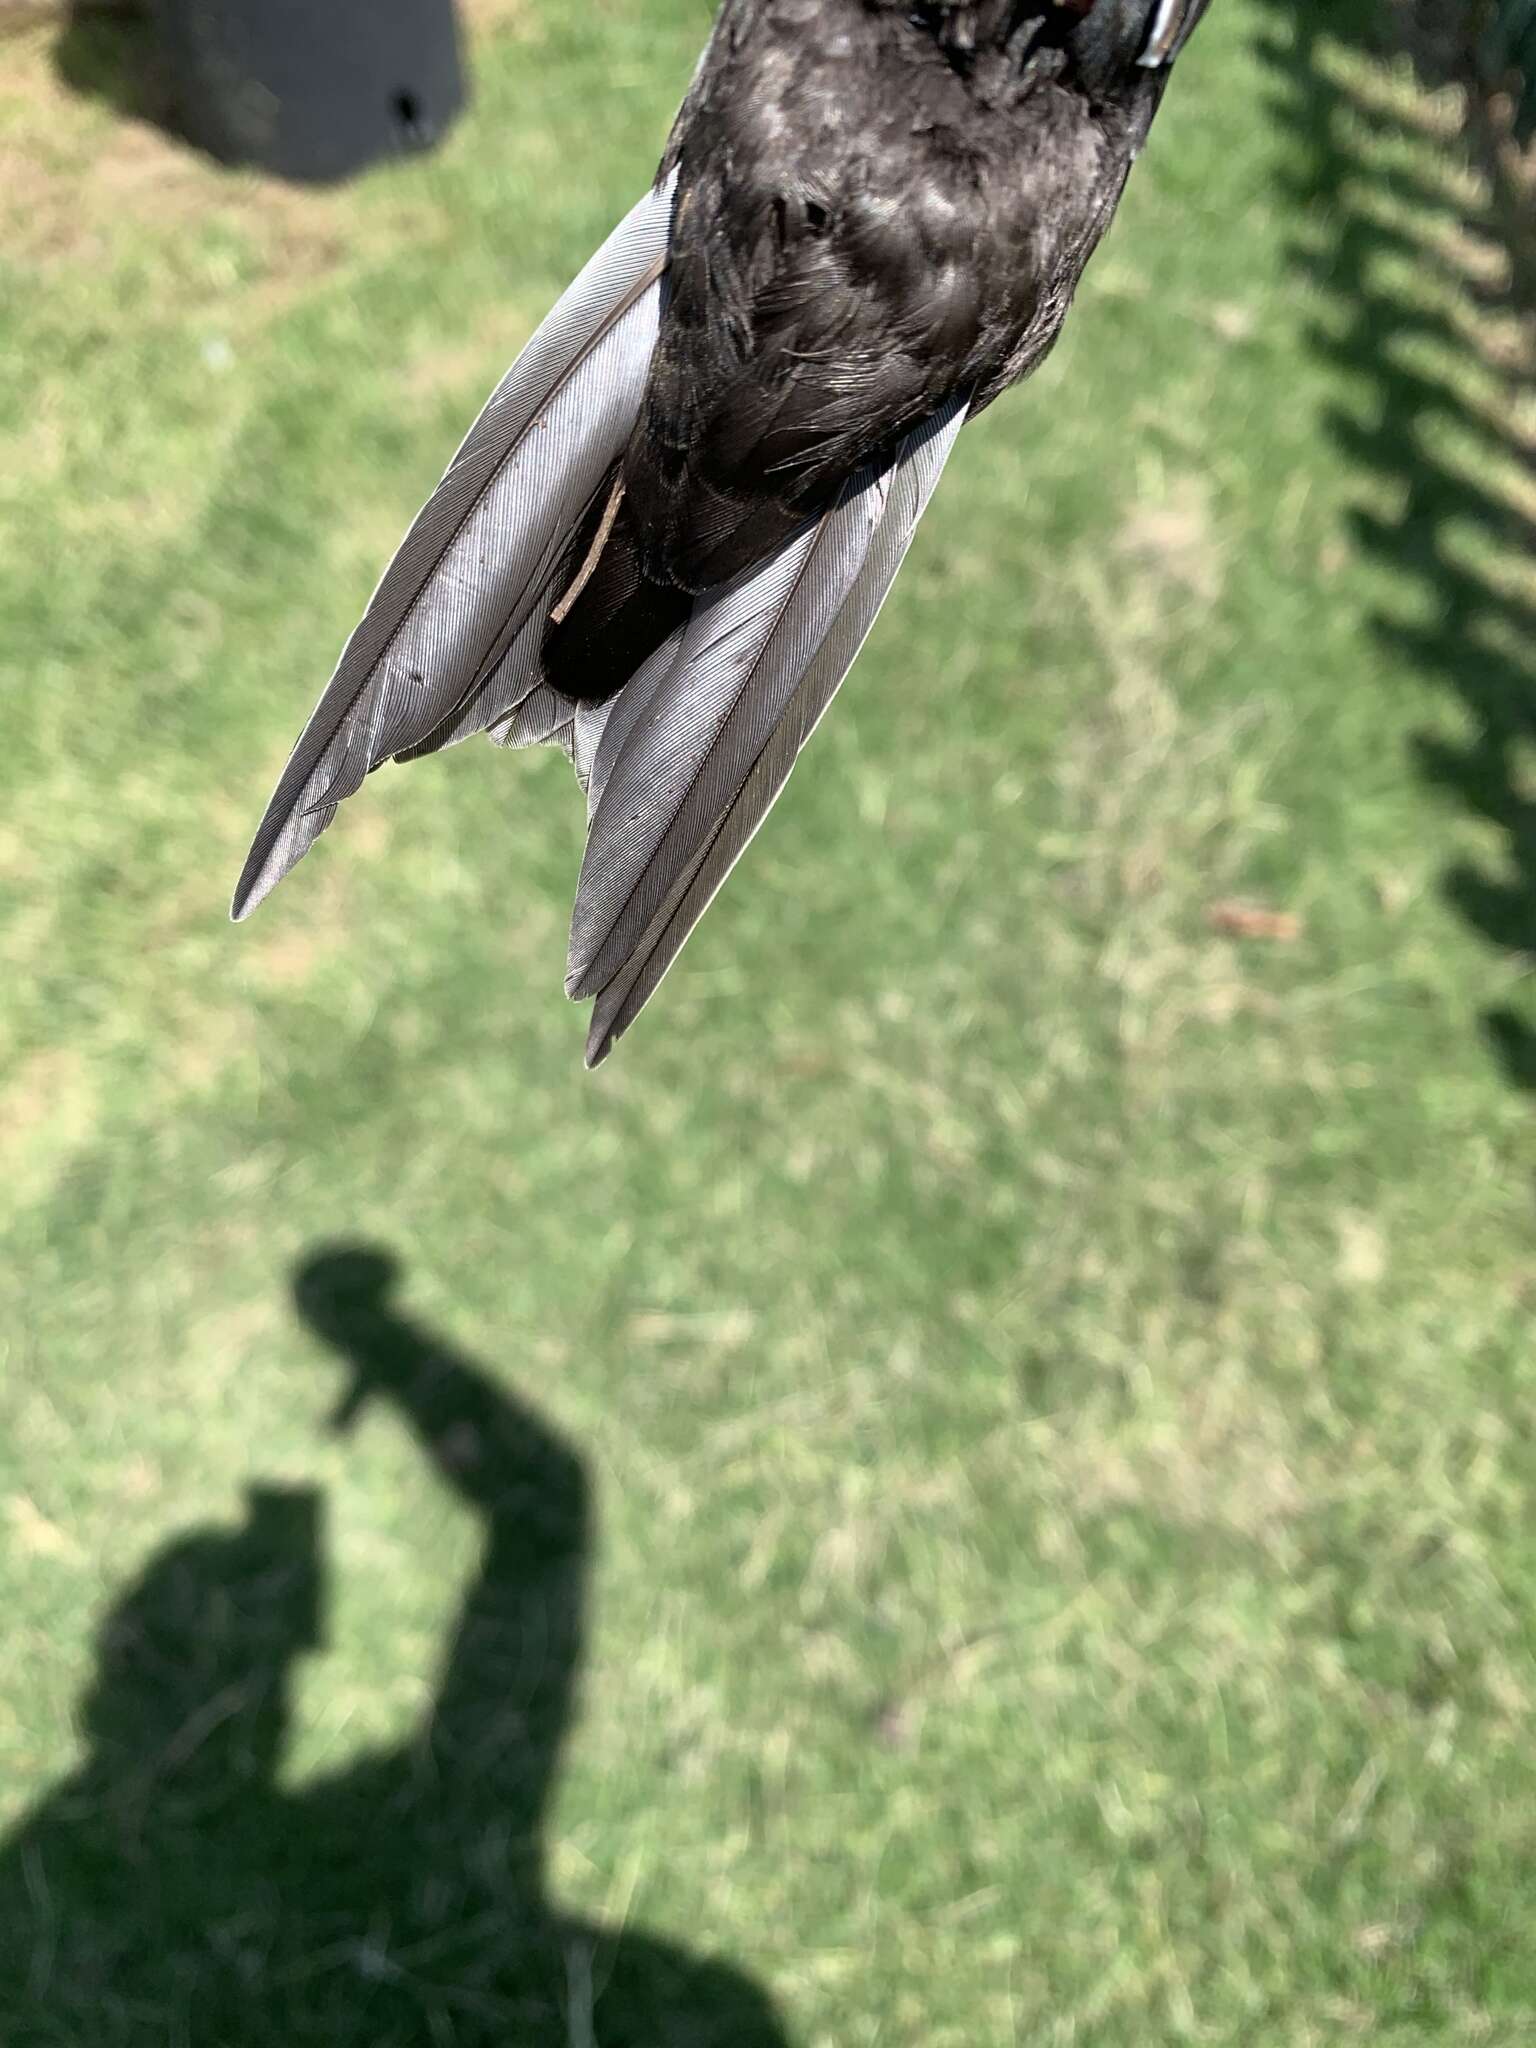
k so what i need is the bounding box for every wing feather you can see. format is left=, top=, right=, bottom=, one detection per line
left=231, top=176, right=676, bottom=921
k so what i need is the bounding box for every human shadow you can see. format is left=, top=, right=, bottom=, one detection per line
left=0, top=1246, right=789, bottom=2046
left=1253, top=0, right=1536, bottom=1093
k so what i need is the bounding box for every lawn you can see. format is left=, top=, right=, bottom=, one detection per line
left=2, top=0, right=1535, bottom=2041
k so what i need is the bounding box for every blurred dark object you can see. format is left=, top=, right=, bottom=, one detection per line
left=159, top=0, right=465, bottom=181
left=53, top=0, right=465, bottom=185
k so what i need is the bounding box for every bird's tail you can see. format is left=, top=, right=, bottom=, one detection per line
left=230, top=177, right=969, bottom=1062
left=565, top=395, right=969, bottom=1065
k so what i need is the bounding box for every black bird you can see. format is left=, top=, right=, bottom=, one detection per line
left=233, top=0, right=1212, bottom=1065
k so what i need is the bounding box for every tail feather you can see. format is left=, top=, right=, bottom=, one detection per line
left=229, top=170, right=971, bottom=1065
left=230, top=174, right=676, bottom=922
left=569, top=395, right=970, bottom=1066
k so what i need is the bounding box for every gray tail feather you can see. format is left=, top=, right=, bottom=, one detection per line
left=565, top=395, right=970, bottom=1067
left=230, top=174, right=676, bottom=923
left=230, top=167, right=969, bottom=1067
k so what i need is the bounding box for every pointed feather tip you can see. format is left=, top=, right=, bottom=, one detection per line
left=566, top=898, right=628, bottom=999
left=572, top=966, right=620, bottom=1064
left=583, top=1012, right=617, bottom=1069
left=229, top=860, right=275, bottom=923
left=231, top=820, right=317, bottom=922
left=566, top=952, right=614, bottom=1063
left=565, top=958, right=601, bottom=1003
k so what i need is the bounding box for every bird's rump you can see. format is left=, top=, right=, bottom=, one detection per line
left=618, top=0, right=1156, bottom=609
left=629, top=45, right=990, bottom=597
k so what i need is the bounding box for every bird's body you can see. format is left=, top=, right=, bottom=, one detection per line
left=234, top=0, right=1211, bottom=1062
left=546, top=0, right=1159, bottom=691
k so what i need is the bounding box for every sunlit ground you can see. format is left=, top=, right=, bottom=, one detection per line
left=3, top=1, right=1536, bottom=2040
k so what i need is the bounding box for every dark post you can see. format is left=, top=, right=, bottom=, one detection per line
left=155, top=0, right=465, bottom=182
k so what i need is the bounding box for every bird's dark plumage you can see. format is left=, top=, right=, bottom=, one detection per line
left=233, top=0, right=1212, bottom=1063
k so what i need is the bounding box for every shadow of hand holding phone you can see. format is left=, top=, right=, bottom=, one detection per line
left=0, top=1246, right=787, bottom=2047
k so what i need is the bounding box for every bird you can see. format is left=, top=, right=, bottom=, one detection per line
left=232, top=0, right=1213, bottom=1066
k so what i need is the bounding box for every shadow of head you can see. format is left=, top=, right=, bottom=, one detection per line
left=80, top=1485, right=324, bottom=1800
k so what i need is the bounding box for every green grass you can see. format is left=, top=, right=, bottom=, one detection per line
left=3, top=0, right=1536, bottom=2040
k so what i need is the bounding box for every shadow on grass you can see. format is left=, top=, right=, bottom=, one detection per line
left=0, top=1246, right=787, bottom=2046
left=52, top=2, right=177, bottom=133
left=1254, top=0, right=1536, bottom=1093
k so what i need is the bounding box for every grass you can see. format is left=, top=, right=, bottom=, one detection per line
left=2, top=0, right=1535, bottom=2040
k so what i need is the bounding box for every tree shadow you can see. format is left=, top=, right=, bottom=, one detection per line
left=1254, top=0, right=1536, bottom=1094
left=0, top=1246, right=789, bottom=2046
